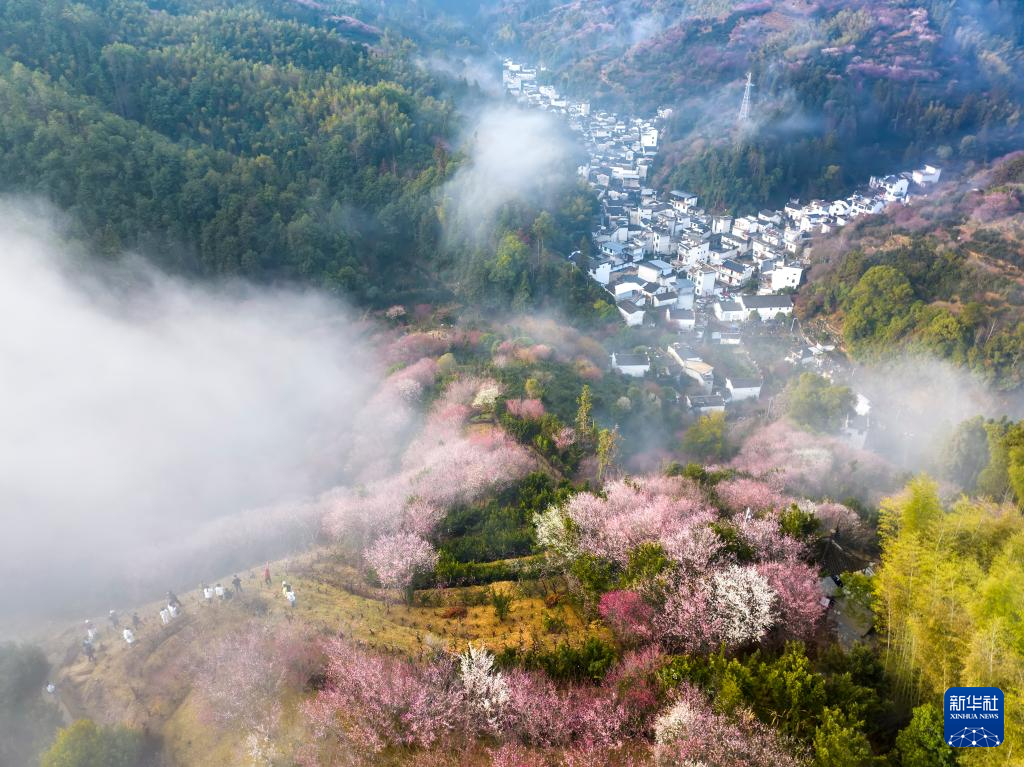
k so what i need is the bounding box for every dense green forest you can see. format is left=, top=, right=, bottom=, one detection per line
left=0, top=0, right=607, bottom=317
left=0, top=0, right=458, bottom=299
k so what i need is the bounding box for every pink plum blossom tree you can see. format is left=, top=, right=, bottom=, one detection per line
left=303, top=639, right=465, bottom=755
left=194, top=620, right=319, bottom=731
left=599, top=590, right=655, bottom=643
left=365, top=532, right=438, bottom=603
left=505, top=398, right=546, bottom=420
left=654, top=685, right=804, bottom=767
left=756, top=560, right=825, bottom=641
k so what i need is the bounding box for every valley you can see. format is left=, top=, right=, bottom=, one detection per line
left=2, top=1, right=1024, bottom=767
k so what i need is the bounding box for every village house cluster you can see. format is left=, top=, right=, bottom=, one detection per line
left=503, top=59, right=942, bottom=333
left=504, top=60, right=938, bottom=417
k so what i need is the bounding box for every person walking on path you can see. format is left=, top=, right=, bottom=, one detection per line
left=232, top=574, right=242, bottom=594
left=263, top=564, right=272, bottom=587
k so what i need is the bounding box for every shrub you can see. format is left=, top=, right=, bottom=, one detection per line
left=40, top=720, right=144, bottom=767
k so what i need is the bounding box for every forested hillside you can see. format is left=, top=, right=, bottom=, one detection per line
left=0, top=0, right=612, bottom=317
left=798, top=152, right=1024, bottom=390
left=0, top=0, right=461, bottom=301
left=487, top=0, right=1024, bottom=210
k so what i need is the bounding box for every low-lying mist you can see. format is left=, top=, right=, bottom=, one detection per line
left=443, top=105, right=576, bottom=241
left=852, top=356, right=1024, bottom=474
left=0, top=200, right=380, bottom=627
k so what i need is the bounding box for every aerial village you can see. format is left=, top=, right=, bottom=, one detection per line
left=503, top=59, right=941, bottom=427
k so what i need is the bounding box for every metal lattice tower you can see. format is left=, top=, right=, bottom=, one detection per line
left=738, top=71, right=753, bottom=124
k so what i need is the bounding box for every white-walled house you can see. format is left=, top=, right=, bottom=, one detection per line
left=680, top=360, right=714, bottom=393
left=667, top=344, right=714, bottom=393
left=675, top=278, right=696, bottom=310
left=589, top=260, right=612, bottom=285
left=686, top=394, right=726, bottom=413
left=650, top=291, right=681, bottom=308
left=912, top=165, right=941, bottom=185
left=665, top=307, right=696, bottom=330
left=716, top=258, right=754, bottom=287
left=869, top=174, right=909, bottom=201
left=770, top=263, right=803, bottom=291
left=611, top=352, right=651, bottom=377
left=637, top=259, right=674, bottom=283
left=678, top=233, right=710, bottom=265
left=617, top=300, right=646, bottom=326
left=739, top=293, right=793, bottom=320
left=613, top=278, right=645, bottom=301
left=692, top=269, right=717, bottom=297
left=725, top=376, right=762, bottom=401
left=714, top=300, right=746, bottom=322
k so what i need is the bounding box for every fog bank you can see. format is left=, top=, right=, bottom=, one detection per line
left=0, top=201, right=378, bottom=623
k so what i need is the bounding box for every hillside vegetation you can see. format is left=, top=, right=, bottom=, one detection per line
left=798, top=153, right=1024, bottom=390
left=486, top=0, right=1024, bottom=210
left=19, top=318, right=1018, bottom=766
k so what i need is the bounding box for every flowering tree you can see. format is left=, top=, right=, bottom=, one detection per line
left=323, top=377, right=535, bottom=544
left=733, top=513, right=806, bottom=562
left=505, top=398, right=545, bottom=420
left=599, top=590, right=655, bottom=643
left=534, top=505, right=578, bottom=560
left=459, top=644, right=510, bottom=734
left=654, top=686, right=805, bottom=767
left=757, top=561, right=826, bottom=640
left=365, top=532, right=438, bottom=603
left=554, top=476, right=714, bottom=566
left=194, top=621, right=319, bottom=731
left=711, top=565, right=777, bottom=646
left=303, top=639, right=465, bottom=755
left=554, top=426, right=576, bottom=451
left=730, top=420, right=896, bottom=502
left=657, top=578, right=724, bottom=653
left=807, top=501, right=871, bottom=548
left=716, top=477, right=791, bottom=514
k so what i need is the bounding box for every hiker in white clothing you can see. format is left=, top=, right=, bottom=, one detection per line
left=122, top=628, right=135, bottom=645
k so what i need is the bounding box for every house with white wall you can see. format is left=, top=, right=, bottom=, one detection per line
left=725, top=376, right=762, bottom=401
left=739, top=293, right=793, bottom=319
left=611, top=352, right=651, bottom=378
left=665, top=307, right=696, bottom=331
left=714, top=299, right=746, bottom=322
left=770, top=263, right=803, bottom=291
left=617, top=300, right=646, bottom=326
left=686, top=394, right=726, bottom=413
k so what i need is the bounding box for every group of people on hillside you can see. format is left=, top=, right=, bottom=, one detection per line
left=80, top=564, right=297, bottom=663
left=200, top=574, right=243, bottom=604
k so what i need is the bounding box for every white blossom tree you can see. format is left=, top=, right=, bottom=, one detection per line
left=711, top=565, right=777, bottom=645
left=459, top=643, right=510, bottom=734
